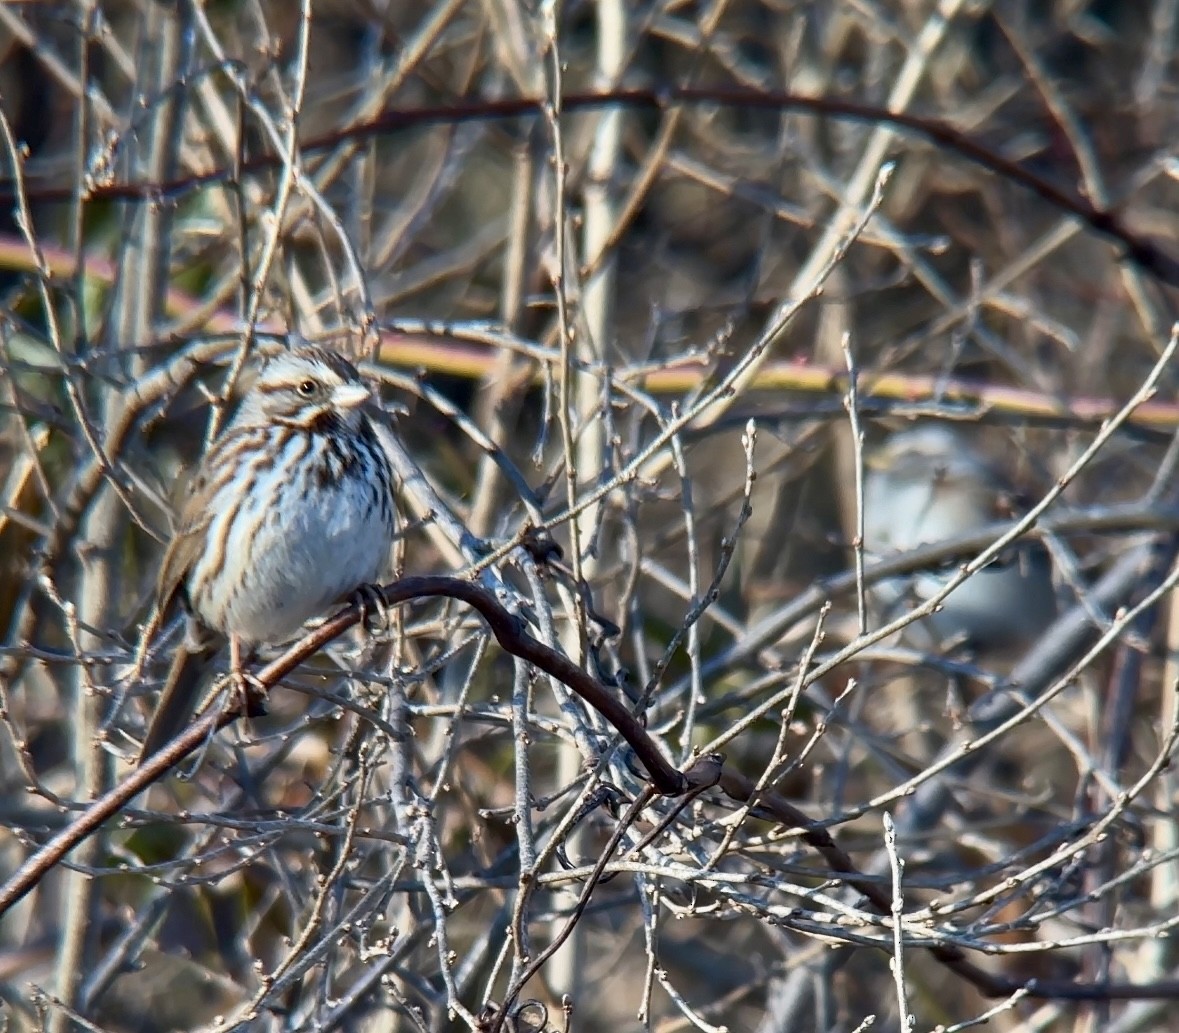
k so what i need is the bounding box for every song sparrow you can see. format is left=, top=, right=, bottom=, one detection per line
left=862, top=424, right=1056, bottom=649
left=139, top=344, right=397, bottom=761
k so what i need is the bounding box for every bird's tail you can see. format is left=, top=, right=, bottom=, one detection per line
left=138, top=641, right=218, bottom=763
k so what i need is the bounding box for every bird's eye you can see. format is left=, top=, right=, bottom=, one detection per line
left=297, top=380, right=318, bottom=397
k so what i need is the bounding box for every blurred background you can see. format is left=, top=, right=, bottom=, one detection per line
left=2, top=1, right=1179, bottom=1030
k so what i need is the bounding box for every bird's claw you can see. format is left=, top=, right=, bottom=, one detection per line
left=350, top=583, right=390, bottom=636
left=231, top=670, right=269, bottom=718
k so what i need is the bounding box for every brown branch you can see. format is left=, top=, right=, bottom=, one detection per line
left=6, top=88, right=1178, bottom=286
left=4, top=575, right=1179, bottom=1004
left=0, top=576, right=706, bottom=918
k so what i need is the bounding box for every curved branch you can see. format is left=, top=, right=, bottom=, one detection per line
left=0, top=576, right=710, bottom=918
left=5, top=575, right=1179, bottom=1004
left=6, top=88, right=1178, bottom=285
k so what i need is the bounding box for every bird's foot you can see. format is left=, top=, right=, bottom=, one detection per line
left=230, top=670, right=269, bottom=719
left=350, top=583, right=390, bottom=636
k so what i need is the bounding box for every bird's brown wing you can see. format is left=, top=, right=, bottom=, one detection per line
left=156, top=521, right=207, bottom=618
left=154, top=441, right=228, bottom=617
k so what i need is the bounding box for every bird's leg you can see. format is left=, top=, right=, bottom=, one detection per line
left=229, top=634, right=269, bottom=718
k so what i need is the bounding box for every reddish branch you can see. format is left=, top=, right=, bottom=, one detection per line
left=3, top=575, right=1178, bottom=1004
left=5, top=88, right=1178, bottom=287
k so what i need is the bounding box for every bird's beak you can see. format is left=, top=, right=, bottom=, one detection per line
left=333, top=383, right=371, bottom=409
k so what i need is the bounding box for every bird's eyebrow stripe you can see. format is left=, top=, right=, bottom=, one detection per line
left=253, top=348, right=362, bottom=391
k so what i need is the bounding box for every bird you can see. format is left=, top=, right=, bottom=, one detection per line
left=861, top=424, right=1055, bottom=650
left=138, top=343, right=397, bottom=762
